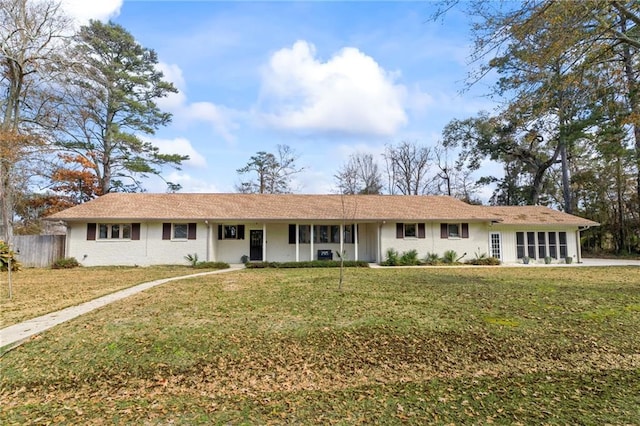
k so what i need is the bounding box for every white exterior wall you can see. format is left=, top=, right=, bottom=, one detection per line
left=67, top=222, right=208, bottom=267
left=66, top=219, right=583, bottom=266
left=492, top=225, right=581, bottom=264
left=379, top=222, right=489, bottom=262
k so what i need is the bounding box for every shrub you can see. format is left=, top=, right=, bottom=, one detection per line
left=184, top=253, right=199, bottom=267
left=244, top=261, right=369, bottom=269
left=381, top=248, right=400, bottom=266
left=193, top=261, right=230, bottom=269
left=465, top=257, right=501, bottom=266
left=442, top=250, right=458, bottom=264
left=424, top=252, right=441, bottom=265
left=52, top=257, right=80, bottom=269
left=0, top=240, right=21, bottom=271
left=399, top=249, right=420, bottom=266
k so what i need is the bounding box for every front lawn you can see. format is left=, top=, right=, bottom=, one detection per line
left=1, top=267, right=639, bottom=424
left=0, top=265, right=214, bottom=327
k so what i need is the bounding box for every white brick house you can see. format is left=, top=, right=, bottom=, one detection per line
left=47, top=193, right=598, bottom=266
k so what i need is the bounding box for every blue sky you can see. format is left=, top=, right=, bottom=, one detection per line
left=62, top=0, right=497, bottom=195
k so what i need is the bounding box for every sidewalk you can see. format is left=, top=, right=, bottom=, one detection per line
left=1, top=266, right=243, bottom=353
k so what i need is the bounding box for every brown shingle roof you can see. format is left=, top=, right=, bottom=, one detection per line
left=46, top=193, right=598, bottom=226
left=484, top=206, right=598, bottom=226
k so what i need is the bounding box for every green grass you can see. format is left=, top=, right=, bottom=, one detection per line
left=1, top=266, right=640, bottom=424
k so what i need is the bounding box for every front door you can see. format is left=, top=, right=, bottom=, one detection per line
left=490, top=232, right=502, bottom=261
left=250, top=230, right=263, bottom=261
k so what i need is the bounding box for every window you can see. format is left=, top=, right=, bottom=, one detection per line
left=559, top=232, right=567, bottom=258
left=224, top=225, right=237, bottom=239
left=174, top=224, right=188, bottom=239
left=164, top=223, right=197, bottom=240
left=88, top=223, right=139, bottom=241
left=549, top=232, right=557, bottom=258
left=405, top=223, right=417, bottom=238
left=315, top=225, right=329, bottom=243
left=299, top=225, right=311, bottom=243
left=289, top=224, right=358, bottom=244
left=344, top=225, right=355, bottom=244
left=516, top=231, right=568, bottom=260
left=217, top=224, right=244, bottom=240
left=98, top=223, right=131, bottom=239
left=516, top=232, right=525, bottom=259
left=527, top=232, right=536, bottom=258
left=440, top=223, right=468, bottom=239
left=537, top=232, right=546, bottom=258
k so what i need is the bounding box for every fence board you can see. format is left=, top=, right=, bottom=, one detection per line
left=13, top=235, right=66, bottom=268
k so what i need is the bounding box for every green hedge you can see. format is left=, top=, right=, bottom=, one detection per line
left=245, top=260, right=370, bottom=269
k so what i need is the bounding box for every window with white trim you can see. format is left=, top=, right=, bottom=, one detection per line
left=516, top=231, right=567, bottom=259
left=173, top=223, right=188, bottom=239
left=98, top=223, right=131, bottom=239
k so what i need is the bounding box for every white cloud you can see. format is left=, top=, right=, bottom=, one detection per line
left=259, top=40, right=408, bottom=136
left=59, top=0, right=123, bottom=24
left=156, top=62, right=237, bottom=142
left=149, top=137, right=207, bottom=169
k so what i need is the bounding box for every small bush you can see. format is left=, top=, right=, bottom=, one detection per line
left=381, top=248, right=400, bottom=266
left=465, top=257, right=501, bottom=266
left=399, top=249, right=420, bottom=266
left=52, top=257, right=80, bottom=269
left=184, top=253, right=199, bottom=267
left=0, top=240, right=21, bottom=271
left=193, top=261, right=230, bottom=270
left=424, top=252, right=441, bottom=265
left=442, top=250, right=458, bottom=264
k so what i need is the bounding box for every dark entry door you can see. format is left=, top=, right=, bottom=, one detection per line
left=250, top=230, right=263, bottom=261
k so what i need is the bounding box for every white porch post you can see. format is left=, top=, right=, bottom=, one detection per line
left=354, top=223, right=359, bottom=261
left=295, top=224, right=300, bottom=262
left=310, top=225, right=314, bottom=260
left=376, top=223, right=382, bottom=264
left=206, top=221, right=212, bottom=261
left=263, top=223, right=267, bottom=261
left=211, top=223, right=217, bottom=262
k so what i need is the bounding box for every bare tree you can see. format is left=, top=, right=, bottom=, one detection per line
left=383, top=141, right=434, bottom=195
left=334, top=152, right=383, bottom=195
left=1, top=0, right=72, bottom=242
left=236, top=144, right=304, bottom=193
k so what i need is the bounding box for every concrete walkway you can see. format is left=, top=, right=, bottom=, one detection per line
left=0, top=266, right=243, bottom=353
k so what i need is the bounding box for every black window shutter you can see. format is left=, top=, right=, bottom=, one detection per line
left=218, top=225, right=223, bottom=239
left=131, top=223, right=141, bottom=240
left=418, top=223, right=425, bottom=239
left=440, top=223, right=448, bottom=239
left=396, top=223, right=404, bottom=239
left=188, top=223, right=197, bottom=240
left=238, top=225, right=245, bottom=240
left=162, top=223, right=171, bottom=240
left=461, top=223, right=469, bottom=239
left=289, top=224, right=296, bottom=244
left=87, top=223, right=96, bottom=240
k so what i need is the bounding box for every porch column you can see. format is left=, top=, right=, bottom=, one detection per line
left=211, top=223, right=217, bottom=262
left=354, top=223, right=359, bottom=261
left=295, top=224, right=300, bottom=262
left=205, top=221, right=212, bottom=261
left=376, top=223, right=382, bottom=264
left=259, top=223, right=265, bottom=261
left=340, top=223, right=344, bottom=259
left=310, top=225, right=314, bottom=260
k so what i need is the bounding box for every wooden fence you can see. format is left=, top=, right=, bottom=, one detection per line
left=13, top=235, right=66, bottom=268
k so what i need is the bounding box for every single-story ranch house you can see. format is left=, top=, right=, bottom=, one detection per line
left=47, top=193, right=599, bottom=266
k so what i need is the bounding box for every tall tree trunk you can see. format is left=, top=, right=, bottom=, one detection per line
left=620, top=15, right=640, bottom=212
